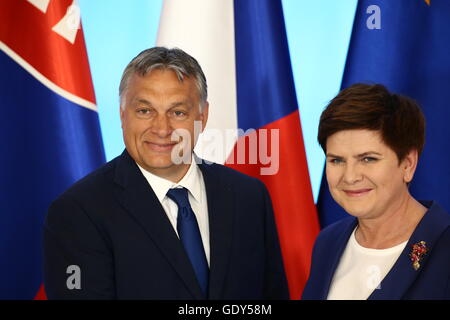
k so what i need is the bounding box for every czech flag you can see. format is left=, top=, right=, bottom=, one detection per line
left=0, top=0, right=105, bottom=299
left=317, top=0, right=450, bottom=227
left=157, top=0, right=320, bottom=299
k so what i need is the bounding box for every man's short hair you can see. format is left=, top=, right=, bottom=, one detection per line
left=119, top=47, right=208, bottom=109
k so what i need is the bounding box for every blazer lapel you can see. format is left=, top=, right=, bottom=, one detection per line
left=198, top=161, right=234, bottom=300
left=113, top=151, right=205, bottom=299
left=317, top=218, right=358, bottom=299
left=369, top=201, right=450, bottom=300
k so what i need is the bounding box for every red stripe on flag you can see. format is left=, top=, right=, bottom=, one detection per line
left=226, top=110, right=320, bottom=299
left=0, top=0, right=96, bottom=104
left=33, top=284, right=47, bottom=300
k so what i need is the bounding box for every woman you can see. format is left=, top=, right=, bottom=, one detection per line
left=302, top=83, right=450, bottom=300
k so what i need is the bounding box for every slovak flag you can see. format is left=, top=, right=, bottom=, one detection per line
left=0, top=0, right=105, bottom=299
left=157, top=0, right=320, bottom=299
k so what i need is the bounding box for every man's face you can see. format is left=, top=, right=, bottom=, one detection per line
left=120, top=69, right=208, bottom=181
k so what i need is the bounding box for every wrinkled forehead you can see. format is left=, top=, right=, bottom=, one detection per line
left=128, top=69, right=199, bottom=97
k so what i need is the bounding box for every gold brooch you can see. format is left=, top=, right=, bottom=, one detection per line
left=409, top=241, right=428, bottom=270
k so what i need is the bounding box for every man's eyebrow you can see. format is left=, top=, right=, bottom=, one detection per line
left=130, top=99, right=194, bottom=109
left=169, top=102, right=185, bottom=108
left=133, top=98, right=152, bottom=106
left=169, top=101, right=193, bottom=109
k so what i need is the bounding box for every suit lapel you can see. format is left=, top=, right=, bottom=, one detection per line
left=369, top=201, right=450, bottom=300
left=113, top=151, right=205, bottom=299
left=368, top=245, right=417, bottom=300
left=317, top=218, right=358, bottom=299
left=198, top=161, right=234, bottom=300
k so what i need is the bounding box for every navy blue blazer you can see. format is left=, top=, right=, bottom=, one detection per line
left=43, top=150, right=288, bottom=300
left=302, top=201, right=450, bottom=300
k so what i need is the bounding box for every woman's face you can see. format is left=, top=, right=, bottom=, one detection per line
left=325, top=129, right=416, bottom=220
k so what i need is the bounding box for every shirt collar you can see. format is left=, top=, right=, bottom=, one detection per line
left=137, top=156, right=202, bottom=203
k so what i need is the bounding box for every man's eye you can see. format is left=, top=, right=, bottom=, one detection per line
left=135, top=109, right=154, bottom=119
left=173, top=110, right=186, bottom=117
left=137, top=109, right=151, bottom=115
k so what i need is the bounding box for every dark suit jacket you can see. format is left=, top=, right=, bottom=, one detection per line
left=302, top=201, right=450, bottom=300
left=43, top=150, right=289, bottom=300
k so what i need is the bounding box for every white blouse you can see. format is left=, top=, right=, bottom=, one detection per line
left=327, top=227, right=407, bottom=300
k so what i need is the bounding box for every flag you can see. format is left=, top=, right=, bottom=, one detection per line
left=157, top=0, right=320, bottom=299
left=0, top=0, right=105, bottom=299
left=317, top=0, right=450, bottom=228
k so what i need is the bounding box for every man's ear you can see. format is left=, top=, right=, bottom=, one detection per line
left=119, top=103, right=125, bottom=129
left=402, top=149, right=419, bottom=183
left=200, top=102, right=209, bottom=132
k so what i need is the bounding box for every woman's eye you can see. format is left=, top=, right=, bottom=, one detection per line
left=329, top=158, right=343, bottom=164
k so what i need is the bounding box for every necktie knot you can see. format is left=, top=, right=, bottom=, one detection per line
left=167, top=188, right=190, bottom=209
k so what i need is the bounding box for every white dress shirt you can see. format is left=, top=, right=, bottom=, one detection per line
left=327, top=227, right=407, bottom=300
left=137, top=158, right=210, bottom=266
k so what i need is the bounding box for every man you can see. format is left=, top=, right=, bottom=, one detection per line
left=43, top=47, right=289, bottom=299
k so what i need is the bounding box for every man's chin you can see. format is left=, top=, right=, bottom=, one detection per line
left=142, top=160, right=176, bottom=171
left=142, top=156, right=192, bottom=170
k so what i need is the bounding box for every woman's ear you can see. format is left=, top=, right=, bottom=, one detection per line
left=402, top=149, right=419, bottom=183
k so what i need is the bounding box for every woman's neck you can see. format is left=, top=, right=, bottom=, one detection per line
left=355, top=195, right=427, bottom=249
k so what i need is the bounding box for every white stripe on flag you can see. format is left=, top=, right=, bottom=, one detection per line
left=0, top=41, right=98, bottom=112
left=156, top=0, right=238, bottom=164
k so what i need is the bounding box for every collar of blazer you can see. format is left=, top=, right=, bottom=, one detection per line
left=113, top=149, right=235, bottom=299
left=321, top=201, right=450, bottom=300
left=368, top=201, right=450, bottom=299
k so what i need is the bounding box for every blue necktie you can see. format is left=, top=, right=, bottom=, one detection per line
left=166, top=188, right=209, bottom=296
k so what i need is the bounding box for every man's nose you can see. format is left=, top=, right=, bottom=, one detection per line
left=150, top=114, right=172, bottom=137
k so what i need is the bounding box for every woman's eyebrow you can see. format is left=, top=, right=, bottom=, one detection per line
left=325, top=151, right=382, bottom=158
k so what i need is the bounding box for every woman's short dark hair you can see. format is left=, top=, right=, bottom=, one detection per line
left=318, top=83, right=425, bottom=163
